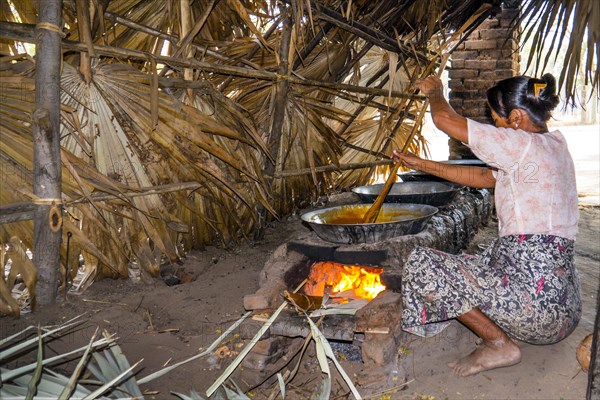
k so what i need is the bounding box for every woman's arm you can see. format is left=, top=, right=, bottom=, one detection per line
left=415, top=76, right=469, bottom=144
left=392, top=151, right=496, bottom=189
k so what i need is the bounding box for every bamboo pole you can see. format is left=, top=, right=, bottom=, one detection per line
left=33, top=0, right=63, bottom=306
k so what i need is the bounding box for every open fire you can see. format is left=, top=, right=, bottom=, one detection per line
left=303, top=261, right=386, bottom=300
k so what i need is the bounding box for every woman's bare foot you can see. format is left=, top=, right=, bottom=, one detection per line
left=447, top=338, right=521, bottom=376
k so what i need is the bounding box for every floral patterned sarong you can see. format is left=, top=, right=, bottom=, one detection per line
left=401, top=234, right=581, bottom=344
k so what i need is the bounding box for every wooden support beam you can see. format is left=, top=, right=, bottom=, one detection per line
left=33, top=0, right=63, bottom=306
left=274, top=159, right=393, bottom=178
left=0, top=181, right=204, bottom=225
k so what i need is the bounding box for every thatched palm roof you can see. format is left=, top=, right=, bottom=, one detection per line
left=0, top=0, right=598, bottom=296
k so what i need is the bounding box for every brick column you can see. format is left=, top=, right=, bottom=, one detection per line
left=448, top=4, right=520, bottom=159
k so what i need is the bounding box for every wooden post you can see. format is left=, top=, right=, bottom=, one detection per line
left=33, top=0, right=63, bottom=305
left=253, top=5, right=293, bottom=240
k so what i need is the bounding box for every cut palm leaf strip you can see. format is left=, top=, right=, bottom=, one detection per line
left=58, top=328, right=99, bottom=400
left=25, top=328, right=44, bottom=400
left=82, top=359, right=143, bottom=400
left=306, top=315, right=362, bottom=399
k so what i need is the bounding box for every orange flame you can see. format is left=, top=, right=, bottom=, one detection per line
left=304, top=261, right=386, bottom=300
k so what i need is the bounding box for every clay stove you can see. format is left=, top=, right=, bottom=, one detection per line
left=237, top=188, right=493, bottom=391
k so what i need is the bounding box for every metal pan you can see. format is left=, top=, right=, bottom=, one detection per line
left=352, top=181, right=461, bottom=207
left=301, top=203, right=438, bottom=244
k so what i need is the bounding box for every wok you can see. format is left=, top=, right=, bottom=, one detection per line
left=352, top=181, right=461, bottom=207
left=398, top=159, right=487, bottom=182
left=301, top=203, right=438, bottom=244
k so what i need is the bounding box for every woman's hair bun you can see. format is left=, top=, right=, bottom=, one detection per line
left=537, top=73, right=560, bottom=111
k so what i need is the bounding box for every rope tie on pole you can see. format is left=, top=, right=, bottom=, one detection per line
left=36, top=22, right=66, bottom=37
left=32, top=198, right=63, bottom=205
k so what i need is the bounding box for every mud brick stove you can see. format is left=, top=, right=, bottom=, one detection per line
left=236, top=189, right=493, bottom=391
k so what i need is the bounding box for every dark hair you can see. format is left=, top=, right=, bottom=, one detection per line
left=486, top=73, right=560, bottom=127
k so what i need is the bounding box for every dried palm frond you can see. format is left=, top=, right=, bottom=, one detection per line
left=516, top=0, right=600, bottom=104
left=1, top=59, right=274, bottom=282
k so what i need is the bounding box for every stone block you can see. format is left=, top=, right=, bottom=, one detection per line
left=243, top=293, right=270, bottom=311
left=356, top=290, right=402, bottom=340
left=243, top=278, right=286, bottom=310
left=451, top=58, right=465, bottom=69
left=448, top=78, right=463, bottom=89
left=463, top=79, right=497, bottom=90
left=270, top=243, right=288, bottom=261
left=449, top=69, right=479, bottom=79
left=481, top=69, right=516, bottom=81
left=479, top=28, right=505, bottom=41
left=449, top=89, right=480, bottom=100
left=464, top=59, right=497, bottom=70
left=464, top=40, right=498, bottom=50
left=451, top=50, right=480, bottom=60
left=449, top=99, right=463, bottom=109
left=361, top=333, right=397, bottom=366
left=497, top=60, right=520, bottom=71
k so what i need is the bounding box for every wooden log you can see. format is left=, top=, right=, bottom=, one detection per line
left=33, top=0, right=63, bottom=306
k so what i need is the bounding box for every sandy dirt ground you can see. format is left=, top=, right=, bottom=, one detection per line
left=2, top=204, right=598, bottom=399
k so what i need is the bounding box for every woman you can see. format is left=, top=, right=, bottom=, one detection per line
left=392, top=74, right=581, bottom=377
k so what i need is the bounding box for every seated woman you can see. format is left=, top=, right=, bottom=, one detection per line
left=392, top=73, right=581, bottom=376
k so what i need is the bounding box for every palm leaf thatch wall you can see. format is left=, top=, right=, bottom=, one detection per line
left=0, top=0, right=598, bottom=296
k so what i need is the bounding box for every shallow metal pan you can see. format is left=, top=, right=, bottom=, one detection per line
left=301, top=203, right=438, bottom=244
left=352, top=181, right=461, bottom=207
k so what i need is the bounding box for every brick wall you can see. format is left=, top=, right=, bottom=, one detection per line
left=448, top=5, right=521, bottom=158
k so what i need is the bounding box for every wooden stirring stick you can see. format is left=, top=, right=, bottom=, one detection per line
left=361, top=162, right=402, bottom=223
left=362, top=54, right=450, bottom=223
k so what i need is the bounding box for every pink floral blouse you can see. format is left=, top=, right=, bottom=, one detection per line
left=468, top=119, right=579, bottom=240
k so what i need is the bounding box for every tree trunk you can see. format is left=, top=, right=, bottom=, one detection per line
left=33, top=0, right=63, bottom=306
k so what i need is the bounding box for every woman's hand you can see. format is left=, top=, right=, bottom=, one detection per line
left=392, top=150, right=424, bottom=170
left=414, top=76, right=444, bottom=99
